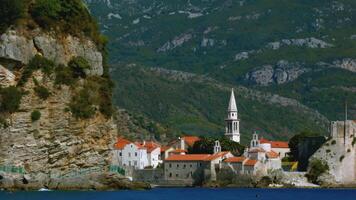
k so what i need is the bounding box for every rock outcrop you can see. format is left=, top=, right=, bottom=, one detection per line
left=333, top=58, right=356, bottom=73
left=0, top=30, right=103, bottom=76
left=0, top=64, right=16, bottom=87
left=0, top=28, right=117, bottom=190
left=245, top=60, right=308, bottom=86
left=266, top=38, right=333, bottom=50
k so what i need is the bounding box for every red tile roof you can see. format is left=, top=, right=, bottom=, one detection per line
left=165, top=154, right=211, bottom=161
left=166, top=152, right=230, bottom=161
left=141, top=141, right=160, bottom=153
left=171, top=149, right=187, bottom=153
left=249, top=148, right=266, bottom=153
left=224, top=157, right=246, bottom=163
left=260, top=138, right=289, bottom=148
left=266, top=150, right=279, bottom=159
left=182, top=136, right=201, bottom=147
left=243, top=159, right=258, bottom=166
left=114, top=138, right=132, bottom=150
left=205, top=151, right=230, bottom=161
left=161, top=146, right=172, bottom=152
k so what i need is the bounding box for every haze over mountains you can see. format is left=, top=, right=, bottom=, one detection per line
left=85, top=0, right=356, bottom=141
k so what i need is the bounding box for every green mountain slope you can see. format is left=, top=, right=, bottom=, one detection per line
left=85, top=0, right=356, bottom=141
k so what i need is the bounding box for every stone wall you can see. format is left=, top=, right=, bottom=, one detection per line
left=310, top=120, right=356, bottom=184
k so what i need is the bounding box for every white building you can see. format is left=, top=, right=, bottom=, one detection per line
left=224, top=133, right=282, bottom=175
left=259, top=138, right=290, bottom=159
left=140, top=141, right=161, bottom=168
left=225, top=89, right=241, bottom=143
left=113, top=138, right=149, bottom=170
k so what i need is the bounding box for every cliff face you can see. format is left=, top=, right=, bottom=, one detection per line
left=0, top=28, right=117, bottom=189
left=0, top=30, right=103, bottom=76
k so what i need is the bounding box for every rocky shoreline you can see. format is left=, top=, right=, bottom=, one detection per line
left=0, top=173, right=150, bottom=191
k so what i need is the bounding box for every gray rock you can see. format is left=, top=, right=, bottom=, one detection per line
left=0, top=64, right=16, bottom=87
left=234, top=52, right=249, bottom=61
left=245, top=60, right=308, bottom=86
left=0, top=30, right=103, bottom=76
left=157, top=33, right=192, bottom=52
left=267, top=37, right=333, bottom=49
left=333, top=58, right=356, bottom=72
left=0, top=31, right=36, bottom=64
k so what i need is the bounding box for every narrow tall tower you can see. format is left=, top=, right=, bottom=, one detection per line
left=225, top=88, right=240, bottom=143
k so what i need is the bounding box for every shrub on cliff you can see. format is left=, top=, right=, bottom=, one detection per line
left=34, top=85, right=50, bottom=100
left=306, top=159, right=329, bottom=184
left=69, top=89, right=95, bottom=119
left=31, top=110, right=41, bottom=122
left=30, top=0, right=62, bottom=26
left=0, top=0, right=25, bottom=33
left=68, top=57, right=91, bottom=78
left=30, top=0, right=101, bottom=46
left=0, top=86, right=23, bottom=113
left=55, top=64, right=76, bottom=86
left=19, top=55, right=55, bottom=86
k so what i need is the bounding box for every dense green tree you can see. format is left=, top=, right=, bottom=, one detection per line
left=189, top=136, right=245, bottom=156
left=31, top=0, right=62, bottom=26
left=289, top=130, right=321, bottom=161
left=0, top=86, right=23, bottom=113
left=0, top=0, right=24, bottom=32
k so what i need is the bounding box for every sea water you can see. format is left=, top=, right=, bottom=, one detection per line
left=0, top=188, right=355, bottom=200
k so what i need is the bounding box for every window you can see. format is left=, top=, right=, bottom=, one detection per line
left=135, top=152, right=138, bottom=157
left=128, top=153, right=131, bottom=157
left=129, top=161, right=131, bottom=166
left=176, top=164, right=179, bottom=168
left=119, top=152, right=122, bottom=156
left=183, top=164, right=186, bottom=169
left=190, top=164, right=193, bottom=168
left=134, top=161, right=137, bottom=166
left=169, top=173, right=172, bottom=177
left=186, top=173, right=190, bottom=178
left=169, top=163, right=172, bottom=168
left=176, top=174, right=179, bottom=177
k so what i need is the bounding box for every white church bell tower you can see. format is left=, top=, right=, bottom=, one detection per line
left=225, top=88, right=240, bottom=143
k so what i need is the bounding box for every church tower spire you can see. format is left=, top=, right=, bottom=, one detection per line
left=225, top=88, right=240, bottom=143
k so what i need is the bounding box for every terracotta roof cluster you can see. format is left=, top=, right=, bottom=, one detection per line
left=260, top=138, right=289, bottom=148
left=114, top=138, right=132, bottom=150
left=182, top=136, right=201, bottom=147
left=266, top=150, right=279, bottom=159
left=224, top=156, right=246, bottom=163
left=248, top=148, right=266, bottom=153
left=224, top=157, right=258, bottom=166
left=165, top=152, right=230, bottom=162
left=140, top=141, right=160, bottom=153
left=114, top=138, right=160, bottom=152
left=243, top=159, right=258, bottom=166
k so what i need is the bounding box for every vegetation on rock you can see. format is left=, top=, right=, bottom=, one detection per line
left=31, top=110, right=41, bottom=122
left=189, top=136, right=245, bottom=156
left=0, top=86, right=23, bottom=113
left=19, top=55, right=55, bottom=86
left=306, top=159, right=329, bottom=184
left=0, top=0, right=25, bottom=33
left=34, top=85, right=50, bottom=100
left=68, top=56, right=91, bottom=78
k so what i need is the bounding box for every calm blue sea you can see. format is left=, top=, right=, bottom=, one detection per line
left=0, top=188, right=355, bottom=200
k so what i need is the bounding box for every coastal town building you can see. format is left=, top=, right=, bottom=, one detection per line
left=259, top=138, right=290, bottom=158
left=113, top=138, right=162, bottom=170
left=225, top=89, right=241, bottom=143
left=223, top=133, right=282, bottom=175
left=170, top=136, right=201, bottom=151
left=164, top=141, right=233, bottom=184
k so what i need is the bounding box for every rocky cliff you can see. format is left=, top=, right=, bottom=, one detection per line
left=0, top=27, right=122, bottom=189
